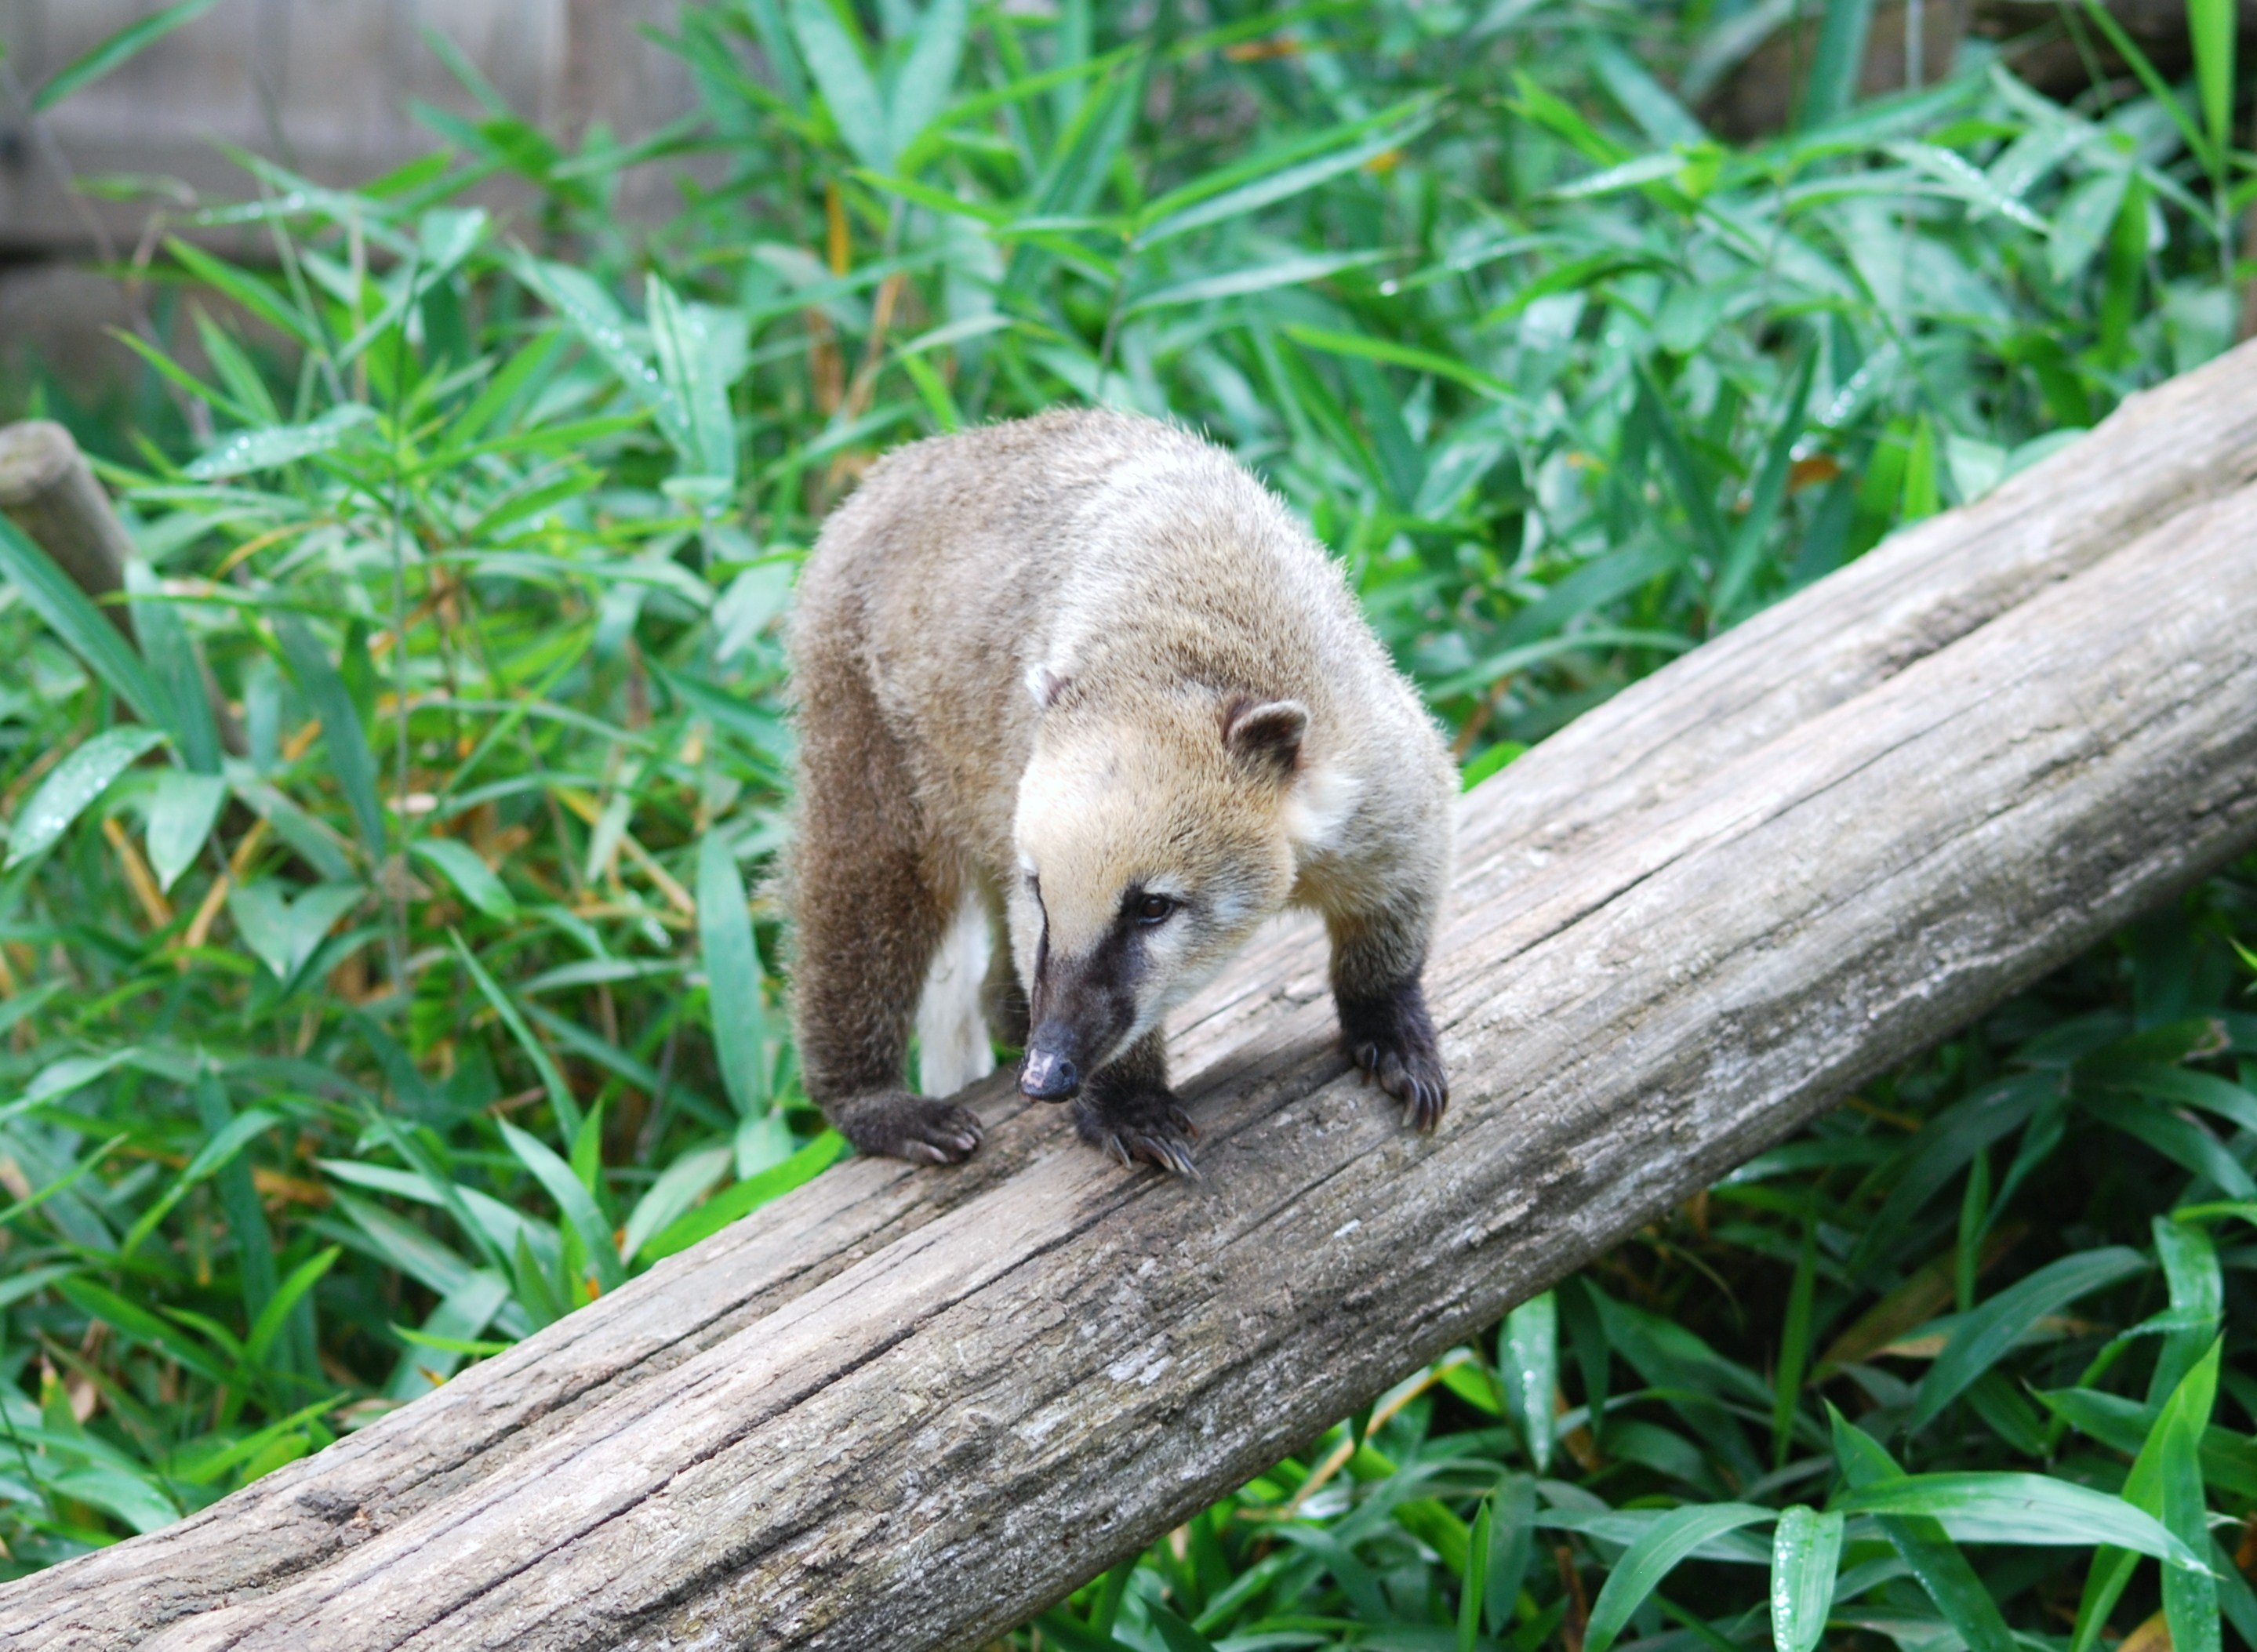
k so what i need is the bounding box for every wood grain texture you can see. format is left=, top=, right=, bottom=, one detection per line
left=5, top=344, right=2257, bottom=1650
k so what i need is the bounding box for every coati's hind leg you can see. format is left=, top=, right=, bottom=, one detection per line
left=788, top=655, right=983, bottom=1166
left=1328, top=904, right=1448, bottom=1133
left=1072, top=1029, right=1198, bottom=1176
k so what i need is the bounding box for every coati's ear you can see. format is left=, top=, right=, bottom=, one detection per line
left=1223, top=697, right=1308, bottom=777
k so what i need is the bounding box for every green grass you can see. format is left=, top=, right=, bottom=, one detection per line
left=0, top=1, right=2251, bottom=1643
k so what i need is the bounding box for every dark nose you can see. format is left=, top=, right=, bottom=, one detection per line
left=1019, top=1029, right=1080, bottom=1100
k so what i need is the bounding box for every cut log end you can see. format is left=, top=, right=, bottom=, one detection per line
left=0, top=419, right=82, bottom=507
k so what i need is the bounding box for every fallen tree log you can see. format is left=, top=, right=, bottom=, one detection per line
left=7, top=343, right=2257, bottom=1649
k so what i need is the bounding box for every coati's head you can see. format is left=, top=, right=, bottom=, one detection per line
left=1009, top=676, right=1353, bottom=1101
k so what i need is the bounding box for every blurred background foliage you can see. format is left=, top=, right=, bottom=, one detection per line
left=0, top=0, right=2253, bottom=1647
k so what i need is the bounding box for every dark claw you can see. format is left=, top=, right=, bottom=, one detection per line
left=1074, top=1092, right=1199, bottom=1177
left=1341, top=986, right=1450, bottom=1135
left=1113, top=1127, right=1199, bottom=1178
left=834, top=1092, right=986, bottom=1166
left=1399, top=1076, right=1445, bottom=1135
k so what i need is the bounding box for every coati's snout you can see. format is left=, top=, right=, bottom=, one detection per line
left=1017, top=931, right=1143, bottom=1101
left=1018, top=1038, right=1078, bottom=1098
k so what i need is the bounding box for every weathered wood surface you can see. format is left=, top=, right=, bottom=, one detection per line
left=5, top=341, right=2257, bottom=1649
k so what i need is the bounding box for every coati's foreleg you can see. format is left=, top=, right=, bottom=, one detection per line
left=1072, top=1029, right=1198, bottom=1176
left=787, top=656, right=983, bottom=1165
left=1328, top=897, right=1448, bottom=1133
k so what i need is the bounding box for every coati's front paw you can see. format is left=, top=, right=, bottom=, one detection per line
left=1073, top=1089, right=1199, bottom=1177
left=832, top=1091, right=985, bottom=1165
left=1339, top=980, right=1448, bottom=1134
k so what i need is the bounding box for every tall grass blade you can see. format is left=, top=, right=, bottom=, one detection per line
left=30, top=0, right=224, bottom=111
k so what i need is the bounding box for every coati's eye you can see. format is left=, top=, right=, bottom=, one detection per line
left=1132, top=892, right=1177, bottom=926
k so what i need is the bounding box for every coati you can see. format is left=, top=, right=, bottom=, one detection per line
left=784, top=409, right=1456, bottom=1174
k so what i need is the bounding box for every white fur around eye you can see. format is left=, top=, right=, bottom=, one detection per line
left=1283, top=761, right=1362, bottom=855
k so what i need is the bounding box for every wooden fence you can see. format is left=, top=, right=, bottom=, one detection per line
left=0, top=0, right=692, bottom=254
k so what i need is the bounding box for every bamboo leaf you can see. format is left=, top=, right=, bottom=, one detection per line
left=452, top=931, right=582, bottom=1142
left=49, top=1469, right=179, bottom=1535
left=0, top=515, right=171, bottom=729
left=122, top=561, right=220, bottom=774
left=165, top=238, right=323, bottom=349
left=5, top=726, right=167, bottom=870
left=1585, top=1504, right=1775, bottom=1652
left=410, top=839, right=518, bottom=921
left=497, top=1119, right=623, bottom=1293
left=118, top=1108, right=280, bottom=1262
left=697, top=830, right=770, bottom=1118
left=790, top=0, right=892, bottom=171
left=1830, top=1407, right=2015, bottom=1652
left=31, top=0, right=224, bottom=111
left=271, top=613, right=386, bottom=864
left=244, top=1247, right=342, bottom=1367
left=2159, top=1342, right=2223, bottom=1652
left=641, top=1131, right=848, bottom=1262
left=1459, top=1496, right=1492, bottom=1652
left=889, top=0, right=969, bottom=161
left=621, top=1145, right=732, bottom=1265
left=1283, top=324, right=1512, bottom=400
left=1502, top=1291, right=1558, bottom=1472
left=1908, top=1247, right=2146, bottom=1431
left=645, top=273, right=739, bottom=495
left=145, top=770, right=227, bottom=893
left=2069, top=1340, right=2223, bottom=1652
left=1138, top=103, right=1438, bottom=245
left=385, top=1271, right=511, bottom=1399
left=1771, top=1208, right=1819, bottom=1469
left=2189, top=0, right=2237, bottom=163
left=1834, top=1473, right=2207, bottom=1569
left=1769, top=1506, right=1843, bottom=1652
left=1803, top=0, right=1877, bottom=130
left=226, top=880, right=361, bottom=982
left=184, top=405, right=373, bottom=481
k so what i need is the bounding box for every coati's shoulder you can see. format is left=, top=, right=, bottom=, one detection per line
left=796, top=410, right=1193, bottom=599
left=873, top=411, right=1227, bottom=536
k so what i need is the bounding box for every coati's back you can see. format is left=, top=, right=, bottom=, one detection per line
left=793, top=408, right=1435, bottom=855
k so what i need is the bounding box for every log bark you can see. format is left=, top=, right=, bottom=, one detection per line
left=6, top=345, right=2257, bottom=1650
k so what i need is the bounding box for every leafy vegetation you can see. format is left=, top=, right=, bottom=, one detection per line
left=0, top=1, right=2251, bottom=1646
